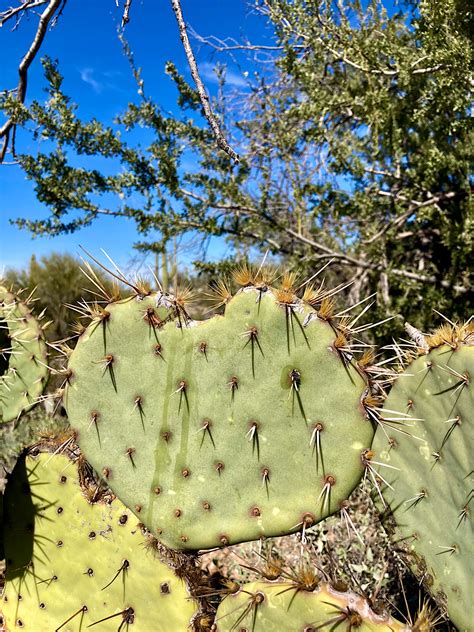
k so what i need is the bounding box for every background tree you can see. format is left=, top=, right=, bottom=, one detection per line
left=1, top=0, right=472, bottom=342
left=3, top=253, right=117, bottom=341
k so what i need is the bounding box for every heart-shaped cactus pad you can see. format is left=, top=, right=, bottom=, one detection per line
left=65, top=285, right=374, bottom=550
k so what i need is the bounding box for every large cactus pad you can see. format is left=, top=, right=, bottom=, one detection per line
left=214, top=580, right=406, bottom=631
left=65, top=286, right=374, bottom=550
left=1, top=451, right=199, bottom=631
left=0, top=285, right=48, bottom=423
left=373, top=324, right=473, bottom=632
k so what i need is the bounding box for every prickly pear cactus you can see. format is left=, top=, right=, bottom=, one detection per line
left=214, top=580, right=406, bottom=631
left=0, top=285, right=48, bottom=423
left=65, top=278, right=375, bottom=550
left=373, top=323, right=473, bottom=632
left=1, top=450, right=200, bottom=631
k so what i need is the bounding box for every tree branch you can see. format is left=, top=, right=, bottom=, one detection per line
left=0, top=0, right=48, bottom=27
left=366, top=191, right=458, bottom=244
left=170, top=0, right=239, bottom=163
left=178, top=189, right=468, bottom=294
left=390, top=269, right=466, bottom=293
left=0, top=0, right=63, bottom=162
left=189, top=28, right=286, bottom=53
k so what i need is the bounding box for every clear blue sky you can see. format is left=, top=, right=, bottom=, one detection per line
left=0, top=1, right=268, bottom=274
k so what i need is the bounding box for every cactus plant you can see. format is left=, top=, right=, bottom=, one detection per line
left=1, top=447, right=202, bottom=631
left=0, top=285, right=48, bottom=423
left=213, top=579, right=407, bottom=631
left=64, top=273, right=376, bottom=550
left=372, top=322, right=473, bottom=632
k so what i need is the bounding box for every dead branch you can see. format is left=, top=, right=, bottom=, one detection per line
left=170, top=0, right=239, bottom=163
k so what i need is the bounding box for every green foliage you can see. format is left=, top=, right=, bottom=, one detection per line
left=1, top=451, right=200, bottom=631
left=214, top=580, right=405, bottom=631
left=373, top=324, right=473, bottom=632
left=65, top=281, right=374, bottom=550
left=2, top=1, right=472, bottom=344
left=0, top=285, right=48, bottom=423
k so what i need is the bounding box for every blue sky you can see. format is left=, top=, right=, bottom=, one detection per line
left=0, top=0, right=268, bottom=274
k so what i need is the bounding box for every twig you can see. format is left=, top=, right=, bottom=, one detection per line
left=117, top=30, right=145, bottom=98
left=189, top=28, right=286, bottom=53
left=170, top=0, right=239, bottom=163
left=0, top=1, right=48, bottom=27
left=0, top=0, right=63, bottom=163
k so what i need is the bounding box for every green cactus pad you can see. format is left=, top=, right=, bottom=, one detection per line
left=373, top=327, right=473, bottom=632
left=1, top=451, right=199, bottom=631
left=0, top=286, right=48, bottom=423
left=214, top=580, right=406, bottom=631
left=65, top=287, right=374, bottom=550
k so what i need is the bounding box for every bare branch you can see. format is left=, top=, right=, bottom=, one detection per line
left=366, top=191, right=458, bottom=244
left=190, top=28, right=285, bottom=53
left=117, top=30, right=146, bottom=98
left=0, top=0, right=64, bottom=162
left=170, top=0, right=239, bottom=163
left=390, top=269, right=466, bottom=293
left=286, top=229, right=467, bottom=292
left=412, top=64, right=445, bottom=75
left=0, top=0, right=48, bottom=27
left=178, top=189, right=467, bottom=293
